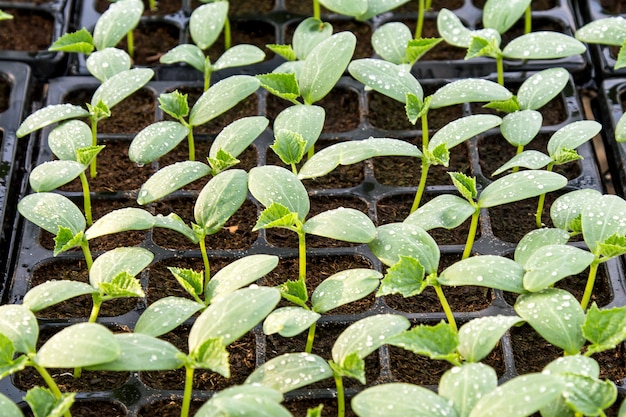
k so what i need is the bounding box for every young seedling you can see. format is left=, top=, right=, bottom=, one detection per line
left=370, top=20, right=442, bottom=68
left=437, top=8, right=586, bottom=85
left=249, top=165, right=377, bottom=351
left=92, top=286, right=281, bottom=417
left=17, top=67, right=154, bottom=177
left=160, top=2, right=265, bottom=91
left=129, top=75, right=260, bottom=162
left=492, top=120, right=602, bottom=227
left=316, top=0, right=409, bottom=21
left=576, top=16, right=626, bottom=71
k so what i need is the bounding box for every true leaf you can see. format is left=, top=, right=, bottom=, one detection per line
left=160, top=44, right=206, bottom=72
left=348, top=59, right=423, bottom=103
left=17, top=104, right=89, bottom=137
left=458, top=315, right=523, bottom=362
left=352, top=383, right=456, bottom=417
left=478, top=170, right=568, bottom=208
left=377, top=256, right=427, bottom=297
left=271, top=129, right=306, bottom=165
left=311, top=269, right=382, bottom=313
left=168, top=267, right=204, bottom=298
left=406, top=38, right=443, bottom=64
left=77, top=145, right=105, bottom=166
left=500, top=110, right=542, bottom=147
left=86, top=48, right=132, bottom=81
left=18, top=193, right=86, bottom=236
left=388, top=321, right=459, bottom=364
left=25, top=387, right=74, bottom=417
left=502, top=32, right=586, bottom=59
left=280, top=279, right=308, bottom=307
left=213, top=44, right=265, bottom=71
left=194, top=169, right=248, bottom=235
left=54, top=228, right=85, bottom=255
left=267, top=44, right=297, bottom=61
left=91, top=68, right=154, bottom=109
left=134, top=296, right=203, bottom=337
left=90, top=246, right=153, bottom=287
left=254, top=202, right=299, bottom=231
left=189, top=2, right=228, bottom=50
left=515, top=288, right=586, bottom=355
left=159, top=90, right=189, bottom=119
left=206, top=254, right=279, bottom=303
left=303, top=207, right=376, bottom=243
left=439, top=363, right=498, bottom=417
left=596, top=233, right=626, bottom=259
left=208, top=149, right=239, bottom=175
left=246, top=352, right=332, bottom=393
left=439, top=255, right=525, bottom=293
left=466, top=36, right=499, bottom=60
left=249, top=165, right=310, bottom=219
left=23, top=280, right=96, bottom=312
left=93, top=0, right=143, bottom=50
left=95, top=273, right=143, bottom=298
left=29, top=160, right=86, bottom=192
left=256, top=72, right=300, bottom=102
left=331, top=352, right=365, bottom=382
left=49, top=27, right=94, bottom=54
left=523, top=244, right=595, bottom=292
left=450, top=171, right=478, bottom=201
left=404, top=194, right=475, bottom=231
left=194, top=337, right=230, bottom=377
left=262, top=307, right=320, bottom=337
left=128, top=121, right=189, bottom=164
left=137, top=161, right=211, bottom=204
left=583, top=303, right=626, bottom=355
left=559, top=374, right=617, bottom=416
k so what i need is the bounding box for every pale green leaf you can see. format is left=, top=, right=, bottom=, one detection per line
left=29, top=161, right=86, bottom=192
left=438, top=8, right=497, bottom=48
left=430, top=79, right=512, bottom=109
left=372, top=22, right=413, bottom=65
left=517, top=67, right=569, bottom=110
left=501, top=110, right=542, bottom=147
left=492, top=150, right=552, bottom=176
left=312, top=269, right=382, bottom=313
left=550, top=189, right=601, bottom=232
left=357, top=0, right=411, bottom=20
left=246, top=352, right=332, bottom=393
left=86, top=48, right=132, bottom=82
left=0, top=305, right=39, bottom=354
left=478, top=170, right=567, bottom=208
left=274, top=105, right=324, bottom=154
left=249, top=165, right=310, bottom=220
left=352, top=383, right=456, bottom=417
left=429, top=114, right=502, bottom=150
left=616, top=113, right=626, bottom=142
left=439, top=255, right=525, bottom=293
left=262, top=307, right=320, bottom=337
left=93, top=0, right=143, bottom=50
left=304, top=208, right=376, bottom=243
left=581, top=194, right=626, bottom=252
left=91, top=68, right=154, bottom=109
left=17, top=104, right=89, bottom=137
left=514, top=228, right=571, bottom=266
left=0, top=392, right=23, bottom=417
left=135, top=296, right=203, bottom=337
left=18, top=193, right=86, bottom=236
left=502, top=32, right=586, bottom=60
left=153, top=213, right=198, bottom=243
left=85, top=207, right=154, bottom=240
left=404, top=194, right=474, bottom=231
left=195, top=385, right=290, bottom=417
left=48, top=120, right=92, bottom=161
left=137, top=161, right=211, bottom=204
left=439, top=363, right=498, bottom=417
left=190, top=75, right=260, bottom=126
left=547, top=120, right=602, bottom=157
left=213, top=44, right=265, bottom=71
left=458, top=316, right=523, bottom=362
left=348, top=59, right=422, bottom=103
left=292, top=17, right=333, bottom=60
left=195, top=169, right=248, bottom=235
left=23, top=281, right=96, bottom=312
left=129, top=121, right=189, bottom=164
left=483, top=0, right=531, bottom=34
left=160, top=44, right=206, bottom=72
left=189, top=2, right=228, bottom=50
left=206, top=254, right=279, bottom=303
left=209, top=116, right=269, bottom=160
left=575, top=17, right=626, bottom=46
left=523, top=244, right=595, bottom=292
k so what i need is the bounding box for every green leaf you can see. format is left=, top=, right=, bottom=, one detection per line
left=449, top=172, right=478, bottom=201
left=281, top=279, right=309, bottom=307
left=0, top=391, right=24, bottom=417
left=206, top=254, right=279, bottom=303
left=596, top=233, right=626, bottom=259
left=406, top=37, right=443, bottom=64
left=189, top=2, right=228, bottom=50
left=54, top=228, right=85, bottom=256
left=438, top=8, right=500, bottom=48
left=551, top=148, right=582, bottom=165
left=195, top=385, right=290, bottom=417
left=312, top=269, right=382, bottom=313
left=168, top=266, right=204, bottom=298
left=128, top=121, right=189, bottom=164
left=548, top=120, right=602, bottom=157
left=575, top=17, right=626, bottom=46
left=352, top=383, right=456, bottom=417
left=581, top=194, right=626, bottom=252
left=135, top=296, right=203, bottom=337
left=514, top=227, right=571, bottom=266
left=93, top=0, right=143, bottom=50
left=86, top=48, right=132, bottom=81
left=332, top=314, right=410, bottom=366
left=249, top=165, right=310, bottom=220
left=300, top=32, right=356, bottom=104
left=331, top=352, right=365, bottom=382
left=517, top=67, right=569, bottom=110
left=388, top=322, right=459, bottom=364
left=213, top=44, right=265, bottom=71
left=17, top=104, right=89, bottom=137
left=523, top=244, right=595, bottom=292
left=405, top=92, right=425, bottom=124
left=404, top=194, right=475, bottom=231
left=372, top=22, right=413, bottom=65
left=18, top=193, right=86, bottom=236
left=274, top=105, right=325, bottom=154
left=439, top=255, right=525, bottom=293
left=550, top=189, right=601, bottom=232
left=92, top=247, right=153, bottom=289
left=478, top=170, right=567, bottom=208
left=318, top=0, right=367, bottom=16
left=137, top=161, right=211, bottom=204
left=86, top=333, right=183, bottom=371
left=355, top=0, right=412, bottom=20
left=190, top=75, right=260, bottom=126
left=458, top=315, right=523, bottom=362
left=262, top=307, right=320, bottom=337
left=492, top=150, right=552, bottom=176
left=559, top=374, right=617, bottom=416
left=439, top=363, right=498, bottom=417
left=159, top=90, right=189, bottom=119
left=194, top=337, right=230, bottom=377
left=87, top=99, right=110, bottom=121
left=429, top=114, right=502, bottom=151
left=154, top=213, right=198, bottom=243
left=25, top=387, right=74, bottom=417
left=617, top=43, right=626, bottom=70
left=484, top=96, right=520, bottom=112
left=195, top=169, right=248, bottom=235
left=256, top=72, right=301, bottom=102
left=299, top=138, right=421, bottom=179
left=292, top=17, right=333, bottom=60
left=77, top=145, right=105, bottom=166
left=210, top=116, right=269, bottom=161
left=208, top=149, right=239, bottom=175
left=483, top=0, right=530, bottom=34
left=377, top=256, right=427, bottom=297
left=583, top=303, right=626, bottom=355
left=430, top=78, right=512, bottom=109
left=304, top=207, right=376, bottom=243
left=189, top=286, right=280, bottom=350
left=368, top=223, right=440, bottom=274
left=29, top=160, right=86, bottom=192
left=466, top=35, right=500, bottom=60
left=266, top=44, right=297, bottom=61
left=36, top=323, right=120, bottom=368
left=85, top=207, right=155, bottom=240
left=515, top=288, right=586, bottom=355
left=502, top=32, right=586, bottom=60
left=160, top=44, right=206, bottom=72
left=48, top=120, right=92, bottom=161
left=468, top=373, right=565, bottom=417
left=271, top=129, right=306, bottom=165
left=0, top=305, right=38, bottom=354
left=501, top=110, right=542, bottom=147
left=23, top=280, right=96, bottom=312
left=254, top=202, right=299, bottom=231
left=348, top=59, right=423, bottom=103
left=49, top=27, right=94, bottom=54
left=91, top=68, right=154, bottom=109
left=246, top=352, right=332, bottom=393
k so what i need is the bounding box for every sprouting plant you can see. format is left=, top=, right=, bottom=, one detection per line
left=160, top=2, right=265, bottom=91
left=437, top=8, right=586, bottom=85
left=576, top=16, right=626, bottom=71
left=129, top=75, right=260, bottom=162
left=17, top=67, right=154, bottom=178
left=90, top=286, right=281, bottom=417
left=492, top=120, right=602, bottom=227
left=0, top=10, right=12, bottom=20
left=348, top=59, right=510, bottom=210
left=0, top=305, right=123, bottom=417
left=248, top=165, right=377, bottom=351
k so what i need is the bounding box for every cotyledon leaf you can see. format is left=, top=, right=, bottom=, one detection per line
left=245, top=352, right=332, bottom=393
left=18, top=192, right=86, bottom=236
left=348, top=59, right=423, bottom=103
left=17, top=104, right=89, bottom=137
left=137, top=161, right=211, bottom=205
left=128, top=121, right=190, bottom=164
left=352, top=383, right=456, bottom=417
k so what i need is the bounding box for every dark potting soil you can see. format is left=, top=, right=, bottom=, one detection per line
left=473, top=0, right=557, bottom=9
left=205, top=19, right=277, bottom=61
left=24, top=400, right=127, bottom=417
left=118, top=22, right=180, bottom=67
left=600, top=0, right=626, bottom=14
left=191, top=0, right=276, bottom=15
left=283, top=398, right=358, bottom=417
left=0, top=77, right=10, bottom=112
left=137, top=400, right=202, bottom=417
left=0, top=9, right=53, bottom=52
left=394, top=0, right=465, bottom=12
left=96, top=0, right=183, bottom=15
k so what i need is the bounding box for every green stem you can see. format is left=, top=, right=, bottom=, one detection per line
left=199, top=237, right=210, bottom=276
left=433, top=284, right=457, bottom=332
left=291, top=163, right=298, bottom=175
left=334, top=373, right=345, bottom=417
left=313, top=0, right=320, bottom=19
left=307, top=144, right=314, bottom=160
left=90, top=120, right=97, bottom=178
left=79, top=172, right=92, bottom=226
left=88, top=297, right=101, bottom=323
left=511, top=145, right=524, bottom=173
left=126, top=31, right=135, bottom=58
left=305, top=321, right=316, bottom=353
left=180, top=366, right=195, bottom=417
left=415, top=0, right=425, bottom=39
left=203, top=68, right=212, bottom=92
left=410, top=115, right=430, bottom=213
left=524, top=5, right=532, bottom=34
left=32, top=363, right=72, bottom=417
left=298, top=229, right=307, bottom=283
left=580, top=260, right=600, bottom=311
left=80, top=241, right=93, bottom=271
left=462, top=209, right=480, bottom=259
left=223, top=18, right=231, bottom=50
left=187, top=129, right=196, bottom=161
left=535, top=163, right=553, bottom=228
left=496, top=54, right=504, bottom=86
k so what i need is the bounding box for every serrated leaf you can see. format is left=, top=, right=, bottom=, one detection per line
left=49, top=27, right=94, bottom=53
left=404, top=194, right=475, bottom=231
left=492, top=150, right=552, bottom=176
left=29, top=161, right=86, bottom=192
left=523, top=244, right=595, bottom=292
left=91, top=68, right=153, bottom=109
left=406, top=37, right=443, bottom=63
left=246, top=352, right=332, bottom=393
left=596, top=233, right=626, bottom=259
left=583, top=303, right=626, bottom=355
left=478, top=170, right=567, bottom=208
left=388, top=322, right=459, bottom=364
left=267, top=44, right=297, bottom=61
left=552, top=148, right=582, bottom=165
left=271, top=129, right=306, bottom=165
left=194, top=169, right=248, bottom=235
left=427, top=143, right=449, bottom=166
left=439, top=255, right=525, bottom=293
left=484, top=96, right=521, bottom=112
left=206, top=254, right=279, bottom=303
left=194, top=337, right=230, bottom=377
left=405, top=92, right=425, bottom=124
left=449, top=172, right=478, bottom=201
left=430, top=78, right=512, bottom=109
left=168, top=267, right=204, bottom=298
left=439, top=363, right=498, bottom=417
left=189, top=2, right=228, bottom=50
left=129, top=121, right=189, bottom=164
left=93, top=0, right=143, bottom=50
left=262, top=307, right=320, bottom=337
left=17, top=104, right=89, bottom=137
left=514, top=228, right=571, bottom=266
left=249, top=165, right=310, bottom=219
left=331, top=351, right=365, bottom=383
left=160, top=44, right=206, bottom=72
left=159, top=90, right=189, bottom=119
left=518, top=67, right=569, bottom=110
left=515, top=288, right=586, bottom=355
left=77, top=145, right=105, bottom=166
left=213, top=44, right=265, bottom=71
left=54, top=228, right=85, bottom=256
left=352, top=383, right=456, bottom=417
left=281, top=279, right=308, bottom=307
left=26, top=387, right=75, bottom=417
left=23, top=280, right=96, bottom=312
left=501, top=110, right=542, bottom=147
left=209, top=149, right=239, bottom=175
left=98, top=271, right=144, bottom=298
left=550, top=189, right=601, bottom=232
left=304, top=207, right=376, bottom=243
left=466, top=36, right=499, bottom=60
left=348, top=59, right=423, bottom=103
left=312, top=269, right=382, bottom=313
left=429, top=114, right=502, bottom=151
left=377, top=256, right=427, bottom=297
left=135, top=296, right=203, bottom=337
left=502, top=32, right=586, bottom=60
left=256, top=72, right=301, bottom=102
left=86, top=48, right=132, bottom=81
left=458, top=316, right=523, bottom=362
left=254, top=202, right=299, bottom=231
left=137, top=161, right=211, bottom=204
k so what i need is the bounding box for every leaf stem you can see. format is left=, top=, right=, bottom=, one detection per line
left=298, top=229, right=307, bottom=283
left=580, top=260, right=600, bottom=311
left=181, top=365, right=195, bottom=417
left=511, top=145, right=523, bottom=173
left=223, top=18, right=231, bottom=50
left=524, top=5, right=532, bottom=34
left=32, top=362, right=73, bottom=417
left=462, top=209, right=480, bottom=259
left=90, top=120, right=97, bottom=178
left=187, top=129, right=196, bottom=161
left=313, top=0, right=320, bottom=20
left=535, top=163, right=553, bottom=228
left=126, top=30, right=135, bottom=58
left=80, top=241, right=93, bottom=271
left=334, top=373, right=345, bottom=417
left=496, top=54, right=504, bottom=86
left=415, top=0, right=425, bottom=39
left=79, top=172, right=92, bottom=226
left=199, top=237, right=210, bottom=276
left=305, top=321, right=316, bottom=353
left=410, top=115, right=431, bottom=213
left=434, top=284, right=457, bottom=332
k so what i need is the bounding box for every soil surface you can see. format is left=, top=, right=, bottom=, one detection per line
left=0, top=9, right=53, bottom=52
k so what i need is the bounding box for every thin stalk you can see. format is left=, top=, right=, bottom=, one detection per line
left=90, top=120, right=97, bottom=178
left=496, top=54, right=504, bottom=86
left=80, top=241, right=93, bottom=271
left=199, top=237, right=210, bottom=275
left=79, top=172, right=92, bottom=226
left=223, top=18, right=231, bottom=50
left=298, top=229, right=307, bottom=283
left=415, top=0, right=425, bottom=39
left=313, top=0, right=320, bottom=20
left=511, top=145, right=524, bottom=173
left=187, top=129, right=196, bottom=161
left=291, top=162, right=298, bottom=175
left=180, top=366, right=195, bottom=417
left=535, top=163, right=554, bottom=228
left=203, top=68, right=212, bottom=92
left=307, top=145, right=314, bottom=160
left=580, top=260, right=600, bottom=311
left=126, top=31, right=135, bottom=58
left=410, top=115, right=430, bottom=213
left=524, top=5, right=532, bottom=34
left=433, top=284, right=457, bottom=332
left=88, top=298, right=101, bottom=323
left=462, top=209, right=480, bottom=259
left=334, top=373, right=346, bottom=417
left=32, top=362, right=72, bottom=417
left=305, top=321, right=317, bottom=353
